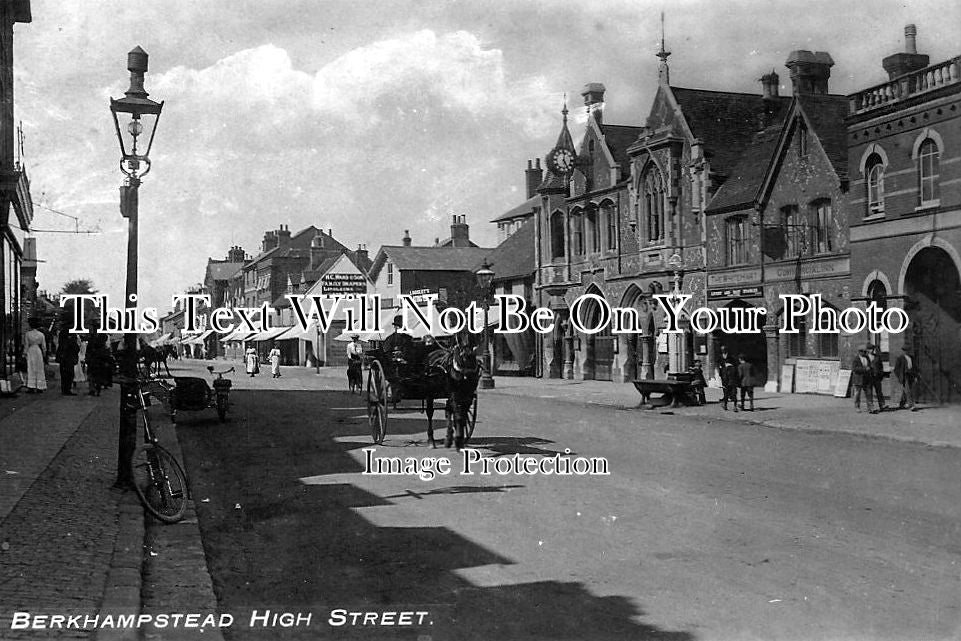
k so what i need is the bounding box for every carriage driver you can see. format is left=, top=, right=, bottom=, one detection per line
left=382, top=314, right=414, bottom=361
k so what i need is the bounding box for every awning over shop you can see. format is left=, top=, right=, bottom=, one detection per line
left=248, top=326, right=295, bottom=342
left=180, top=329, right=214, bottom=345
left=219, top=328, right=255, bottom=342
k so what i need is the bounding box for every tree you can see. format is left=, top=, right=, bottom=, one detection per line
left=61, top=279, right=97, bottom=295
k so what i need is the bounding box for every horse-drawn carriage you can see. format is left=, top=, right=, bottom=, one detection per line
left=364, top=333, right=479, bottom=449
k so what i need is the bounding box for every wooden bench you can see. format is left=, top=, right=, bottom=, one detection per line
left=632, top=379, right=697, bottom=408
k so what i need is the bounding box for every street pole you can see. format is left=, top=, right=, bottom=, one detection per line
left=116, top=176, right=139, bottom=488
left=481, top=297, right=495, bottom=389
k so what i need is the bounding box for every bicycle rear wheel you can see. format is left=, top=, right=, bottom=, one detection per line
left=132, top=443, right=189, bottom=523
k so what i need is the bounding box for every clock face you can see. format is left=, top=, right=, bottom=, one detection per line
left=552, top=149, right=574, bottom=173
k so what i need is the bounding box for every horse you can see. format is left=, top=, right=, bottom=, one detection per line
left=140, top=343, right=179, bottom=377
left=421, top=331, right=480, bottom=449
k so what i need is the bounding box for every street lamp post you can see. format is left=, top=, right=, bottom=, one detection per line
left=110, top=47, right=163, bottom=488
left=475, top=260, right=495, bottom=389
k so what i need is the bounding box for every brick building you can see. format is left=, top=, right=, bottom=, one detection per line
left=704, top=53, right=853, bottom=392
left=847, top=25, right=961, bottom=402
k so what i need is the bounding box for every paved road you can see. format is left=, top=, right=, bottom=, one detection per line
left=171, top=367, right=961, bottom=641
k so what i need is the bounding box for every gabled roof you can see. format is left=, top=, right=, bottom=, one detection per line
left=797, top=94, right=849, bottom=181
left=599, top=123, right=644, bottom=174
left=206, top=260, right=244, bottom=282
left=369, top=246, right=494, bottom=282
left=482, top=219, right=535, bottom=282
left=706, top=93, right=848, bottom=214
left=670, top=87, right=792, bottom=176
left=491, top=194, right=540, bottom=223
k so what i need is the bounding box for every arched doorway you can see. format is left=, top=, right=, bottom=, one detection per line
left=713, top=299, right=767, bottom=383
left=903, top=246, right=961, bottom=402
left=579, top=292, right=614, bottom=381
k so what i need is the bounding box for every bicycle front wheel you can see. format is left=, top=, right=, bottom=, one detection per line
left=132, top=443, right=189, bottom=523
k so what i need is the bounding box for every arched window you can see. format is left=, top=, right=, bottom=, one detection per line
left=811, top=199, right=833, bottom=254
left=643, top=167, right=665, bottom=244
left=587, top=208, right=600, bottom=253
left=866, top=154, right=885, bottom=216
left=603, top=202, right=617, bottom=250
left=571, top=211, right=585, bottom=256
left=918, top=138, right=940, bottom=204
left=550, top=211, right=566, bottom=259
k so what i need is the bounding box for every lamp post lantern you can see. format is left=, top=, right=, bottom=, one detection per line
left=110, top=47, right=163, bottom=489
left=475, top=259, right=495, bottom=389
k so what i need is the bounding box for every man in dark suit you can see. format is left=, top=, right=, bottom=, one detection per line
left=893, top=343, right=919, bottom=411
left=851, top=344, right=877, bottom=413
left=719, top=349, right=740, bottom=412
left=382, top=315, right=413, bottom=359
left=55, top=321, right=80, bottom=396
left=867, top=344, right=888, bottom=411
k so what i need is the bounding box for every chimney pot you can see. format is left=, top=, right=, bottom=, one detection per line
left=905, top=24, right=917, bottom=54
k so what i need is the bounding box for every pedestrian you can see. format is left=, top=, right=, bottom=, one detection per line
left=720, top=351, right=740, bottom=411
left=851, top=344, right=877, bottom=413
left=689, top=359, right=707, bottom=405
left=23, top=317, right=47, bottom=393
left=85, top=326, right=111, bottom=396
left=55, top=322, right=80, bottom=396
left=346, top=335, right=363, bottom=393
left=736, top=354, right=756, bottom=411
left=74, top=337, right=88, bottom=389
left=893, top=343, right=919, bottom=411
left=868, top=344, right=888, bottom=411
left=245, top=346, right=259, bottom=377
left=269, top=345, right=281, bottom=378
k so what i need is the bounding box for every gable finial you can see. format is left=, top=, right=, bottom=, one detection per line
left=656, top=11, right=671, bottom=83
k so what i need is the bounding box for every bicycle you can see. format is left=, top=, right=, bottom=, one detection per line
left=127, top=374, right=190, bottom=523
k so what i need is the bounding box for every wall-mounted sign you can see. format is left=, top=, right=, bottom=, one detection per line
left=707, top=286, right=764, bottom=300
left=707, top=268, right=762, bottom=287
left=321, top=273, right=367, bottom=295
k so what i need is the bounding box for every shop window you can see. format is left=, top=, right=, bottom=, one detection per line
left=550, top=211, right=566, bottom=259
left=866, top=154, right=885, bottom=216
left=787, top=317, right=807, bottom=357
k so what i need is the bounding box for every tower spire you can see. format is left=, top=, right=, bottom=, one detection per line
left=656, top=11, right=671, bottom=83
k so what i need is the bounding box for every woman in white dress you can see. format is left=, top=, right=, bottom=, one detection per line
left=269, top=346, right=281, bottom=378
left=24, top=317, right=47, bottom=393
left=245, top=346, right=259, bottom=377
left=74, top=338, right=88, bottom=387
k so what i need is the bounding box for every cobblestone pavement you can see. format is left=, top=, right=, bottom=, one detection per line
left=0, top=390, right=123, bottom=639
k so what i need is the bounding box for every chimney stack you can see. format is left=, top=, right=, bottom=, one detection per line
left=525, top=159, right=543, bottom=199
left=227, top=245, right=246, bottom=263
left=785, top=51, right=834, bottom=95
left=402, top=230, right=412, bottom=247
left=355, top=244, right=369, bottom=270
left=761, top=70, right=780, bottom=99
left=450, top=214, right=471, bottom=248
left=580, top=82, right=606, bottom=125
left=276, top=224, right=292, bottom=250
left=882, top=24, right=930, bottom=80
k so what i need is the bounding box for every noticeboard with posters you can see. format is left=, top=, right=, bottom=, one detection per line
left=793, top=359, right=840, bottom=395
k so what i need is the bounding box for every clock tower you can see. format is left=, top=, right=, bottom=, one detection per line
left=545, top=100, right=577, bottom=178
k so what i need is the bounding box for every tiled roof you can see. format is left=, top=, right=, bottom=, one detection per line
left=705, top=126, right=784, bottom=212
left=671, top=87, right=792, bottom=176
left=483, top=219, right=535, bottom=281
left=491, top=195, right=540, bottom=223
left=600, top=123, right=644, bottom=176
left=797, top=94, right=849, bottom=181
left=206, top=260, right=243, bottom=282
left=370, top=245, right=493, bottom=281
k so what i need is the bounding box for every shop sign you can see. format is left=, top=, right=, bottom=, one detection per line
left=321, top=273, right=367, bottom=295
left=770, top=257, right=849, bottom=282
left=707, top=268, right=761, bottom=287
left=708, top=286, right=764, bottom=300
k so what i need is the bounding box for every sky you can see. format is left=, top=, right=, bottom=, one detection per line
left=14, top=0, right=961, bottom=314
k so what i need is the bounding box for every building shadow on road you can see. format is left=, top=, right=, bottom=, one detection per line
left=174, top=389, right=694, bottom=641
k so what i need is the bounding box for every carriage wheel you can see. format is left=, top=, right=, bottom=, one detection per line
left=465, top=393, right=478, bottom=443
left=366, top=360, right=389, bottom=444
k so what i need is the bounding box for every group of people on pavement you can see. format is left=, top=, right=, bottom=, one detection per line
left=852, top=342, right=919, bottom=413
left=245, top=345, right=282, bottom=378
left=22, top=315, right=115, bottom=396
left=718, top=348, right=757, bottom=412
